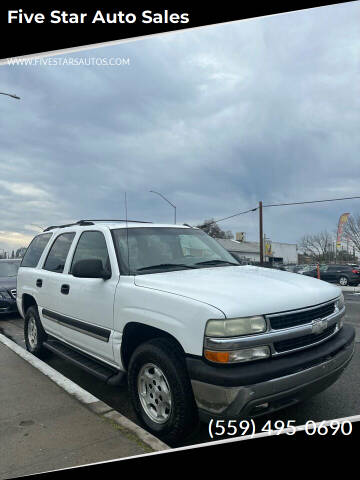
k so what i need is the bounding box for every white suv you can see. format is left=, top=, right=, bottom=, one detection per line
left=17, top=220, right=355, bottom=443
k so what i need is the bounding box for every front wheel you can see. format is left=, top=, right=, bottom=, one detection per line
left=127, top=338, right=198, bottom=445
left=339, top=276, right=349, bottom=286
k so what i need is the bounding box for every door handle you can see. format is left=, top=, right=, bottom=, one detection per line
left=61, top=284, right=70, bottom=295
left=36, top=279, right=42, bottom=288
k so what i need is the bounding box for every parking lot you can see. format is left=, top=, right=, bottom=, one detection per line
left=1, top=290, right=359, bottom=447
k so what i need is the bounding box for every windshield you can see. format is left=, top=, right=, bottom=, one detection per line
left=112, top=227, right=240, bottom=274
left=0, top=261, right=20, bottom=277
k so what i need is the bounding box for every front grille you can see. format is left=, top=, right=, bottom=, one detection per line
left=269, top=302, right=335, bottom=330
left=10, top=289, right=16, bottom=299
left=274, top=324, right=337, bottom=353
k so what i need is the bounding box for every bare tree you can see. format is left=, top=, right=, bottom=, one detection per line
left=299, top=231, right=335, bottom=263
left=197, top=219, right=234, bottom=239
left=343, top=214, right=360, bottom=254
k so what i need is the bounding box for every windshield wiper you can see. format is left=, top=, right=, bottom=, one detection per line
left=136, top=263, right=196, bottom=272
left=195, top=260, right=239, bottom=266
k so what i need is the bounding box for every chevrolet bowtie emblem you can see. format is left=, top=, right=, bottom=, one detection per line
left=311, top=318, right=328, bottom=334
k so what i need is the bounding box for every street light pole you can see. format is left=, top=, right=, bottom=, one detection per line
left=0, top=92, right=20, bottom=100
left=150, top=191, right=176, bottom=224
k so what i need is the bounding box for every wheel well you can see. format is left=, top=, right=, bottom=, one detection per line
left=22, top=294, right=37, bottom=315
left=121, top=322, right=185, bottom=369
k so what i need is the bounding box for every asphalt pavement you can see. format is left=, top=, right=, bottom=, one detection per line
left=0, top=288, right=359, bottom=460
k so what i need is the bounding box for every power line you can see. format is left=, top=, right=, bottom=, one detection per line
left=194, top=194, right=360, bottom=266
left=263, top=195, right=360, bottom=208
left=200, top=195, right=360, bottom=227
left=197, top=207, right=258, bottom=228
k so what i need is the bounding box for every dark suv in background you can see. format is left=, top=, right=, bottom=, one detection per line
left=0, top=259, right=21, bottom=315
left=303, top=264, right=360, bottom=286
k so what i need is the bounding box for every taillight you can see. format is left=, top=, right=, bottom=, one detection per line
left=352, top=269, right=359, bottom=274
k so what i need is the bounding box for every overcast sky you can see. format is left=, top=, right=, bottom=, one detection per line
left=0, top=3, right=359, bottom=253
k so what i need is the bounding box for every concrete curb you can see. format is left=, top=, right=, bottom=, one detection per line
left=341, top=286, right=360, bottom=293
left=0, top=333, right=170, bottom=453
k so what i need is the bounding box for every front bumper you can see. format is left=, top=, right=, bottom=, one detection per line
left=187, top=324, right=355, bottom=421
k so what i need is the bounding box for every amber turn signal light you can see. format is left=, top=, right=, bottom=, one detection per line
left=204, top=350, right=230, bottom=363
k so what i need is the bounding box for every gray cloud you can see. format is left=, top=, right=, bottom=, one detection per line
left=0, top=3, right=359, bottom=253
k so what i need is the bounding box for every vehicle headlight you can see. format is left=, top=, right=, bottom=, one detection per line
left=205, top=316, right=267, bottom=337
left=336, top=293, right=345, bottom=311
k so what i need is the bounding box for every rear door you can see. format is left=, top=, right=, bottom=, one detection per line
left=319, top=265, right=331, bottom=281
left=53, top=229, right=117, bottom=364
left=324, top=266, right=339, bottom=283
left=17, top=232, right=53, bottom=316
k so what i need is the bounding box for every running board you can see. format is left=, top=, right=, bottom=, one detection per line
left=43, top=338, right=126, bottom=385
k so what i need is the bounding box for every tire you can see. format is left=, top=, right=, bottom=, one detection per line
left=127, top=337, right=198, bottom=445
left=339, top=276, right=349, bottom=286
left=24, top=305, right=49, bottom=358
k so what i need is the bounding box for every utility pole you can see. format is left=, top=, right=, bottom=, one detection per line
left=259, top=201, right=264, bottom=265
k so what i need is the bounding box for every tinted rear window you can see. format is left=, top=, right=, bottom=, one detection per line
left=21, top=234, right=53, bottom=268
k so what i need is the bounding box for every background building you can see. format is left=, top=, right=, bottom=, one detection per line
left=216, top=239, right=298, bottom=264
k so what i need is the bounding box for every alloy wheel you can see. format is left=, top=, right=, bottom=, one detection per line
left=28, top=315, right=38, bottom=349
left=137, top=363, right=172, bottom=424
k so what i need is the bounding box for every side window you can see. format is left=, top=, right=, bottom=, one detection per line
left=70, top=231, right=110, bottom=274
left=21, top=233, right=53, bottom=268
left=43, top=233, right=75, bottom=273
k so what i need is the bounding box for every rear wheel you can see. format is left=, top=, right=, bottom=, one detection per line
left=24, top=306, right=49, bottom=358
left=128, top=337, right=198, bottom=445
left=339, top=276, right=349, bottom=286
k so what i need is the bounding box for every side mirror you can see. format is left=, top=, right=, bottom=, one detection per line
left=72, top=259, right=111, bottom=280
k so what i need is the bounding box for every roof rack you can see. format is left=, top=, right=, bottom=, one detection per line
left=43, top=219, right=152, bottom=232
left=43, top=220, right=94, bottom=232
left=80, top=219, right=152, bottom=223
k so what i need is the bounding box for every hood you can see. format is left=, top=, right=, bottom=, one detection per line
left=134, top=265, right=341, bottom=317
left=0, top=276, right=16, bottom=290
